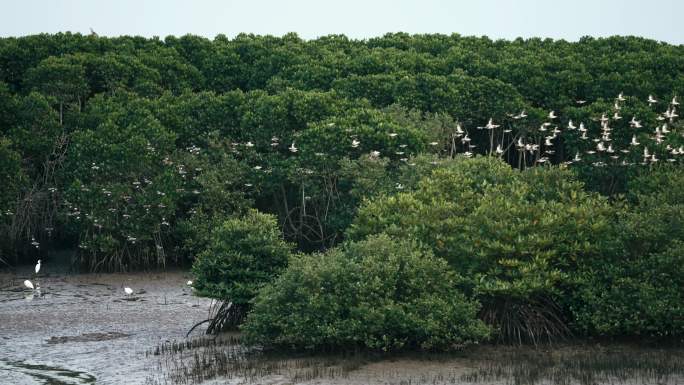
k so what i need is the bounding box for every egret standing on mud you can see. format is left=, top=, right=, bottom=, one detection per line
left=35, top=259, right=41, bottom=274
left=124, top=287, right=133, bottom=296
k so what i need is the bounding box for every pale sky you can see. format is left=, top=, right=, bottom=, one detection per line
left=1, top=0, right=683, bottom=44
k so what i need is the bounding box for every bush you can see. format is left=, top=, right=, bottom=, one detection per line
left=242, top=234, right=490, bottom=351
left=349, top=157, right=622, bottom=343
left=570, top=242, right=684, bottom=337
left=568, top=165, right=684, bottom=337
left=191, top=209, right=293, bottom=327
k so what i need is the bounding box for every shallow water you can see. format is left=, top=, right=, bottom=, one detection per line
left=2, top=270, right=683, bottom=385
left=0, top=269, right=213, bottom=384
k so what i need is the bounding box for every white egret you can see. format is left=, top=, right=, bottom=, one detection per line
left=289, top=142, right=298, bottom=153
left=648, top=95, right=657, bottom=105
left=35, top=260, right=41, bottom=274
left=24, top=280, right=34, bottom=290
left=124, top=287, right=133, bottom=296
left=567, top=120, right=577, bottom=130
left=186, top=280, right=193, bottom=286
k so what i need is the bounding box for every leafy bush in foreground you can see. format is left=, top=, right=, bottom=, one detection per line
left=191, top=209, right=293, bottom=309
left=243, top=234, right=490, bottom=351
left=349, top=157, right=622, bottom=342
left=568, top=165, right=684, bottom=337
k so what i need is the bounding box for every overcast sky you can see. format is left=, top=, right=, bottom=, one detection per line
left=2, top=0, right=683, bottom=44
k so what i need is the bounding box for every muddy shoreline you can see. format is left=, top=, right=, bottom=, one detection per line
left=0, top=269, right=213, bottom=384
left=2, top=270, right=683, bottom=385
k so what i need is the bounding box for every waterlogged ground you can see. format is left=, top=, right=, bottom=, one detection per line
left=148, top=338, right=684, bottom=385
left=1, top=270, right=683, bottom=385
left=0, top=269, right=212, bottom=384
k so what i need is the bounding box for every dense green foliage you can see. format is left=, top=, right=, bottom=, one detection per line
left=243, top=234, right=489, bottom=351
left=568, top=166, right=684, bottom=337
left=349, top=157, right=624, bottom=342
left=0, top=32, right=683, bottom=345
left=191, top=209, right=293, bottom=305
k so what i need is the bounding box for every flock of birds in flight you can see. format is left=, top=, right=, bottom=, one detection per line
left=14, top=91, right=683, bottom=283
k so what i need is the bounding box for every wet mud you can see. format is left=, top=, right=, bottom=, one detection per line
left=0, top=269, right=213, bottom=384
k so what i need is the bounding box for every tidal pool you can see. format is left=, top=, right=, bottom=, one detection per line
left=1, top=270, right=682, bottom=385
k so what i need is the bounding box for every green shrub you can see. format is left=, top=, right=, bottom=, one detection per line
left=243, top=234, right=490, bottom=351
left=349, top=157, right=622, bottom=342
left=570, top=242, right=684, bottom=337
left=568, top=165, right=684, bottom=337
left=191, top=209, right=293, bottom=305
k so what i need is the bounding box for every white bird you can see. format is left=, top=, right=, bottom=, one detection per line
left=672, top=96, right=680, bottom=106
left=244, top=141, right=254, bottom=148
left=648, top=95, right=657, bottom=105
left=495, top=144, right=504, bottom=155
left=484, top=118, right=500, bottom=129
left=186, top=280, right=193, bottom=286
left=513, top=110, right=527, bottom=119
left=630, top=135, right=640, bottom=146
left=429, top=141, right=439, bottom=146
left=288, top=142, right=298, bottom=153
left=35, top=260, right=41, bottom=274
left=576, top=100, right=587, bottom=105
left=370, top=150, right=380, bottom=157
left=617, top=92, right=626, bottom=102
left=548, top=111, right=557, bottom=120
left=567, top=120, right=577, bottom=130
left=24, top=280, right=34, bottom=290
left=124, top=287, right=133, bottom=296
left=388, top=133, right=398, bottom=138
left=351, top=139, right=360, bottom=148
